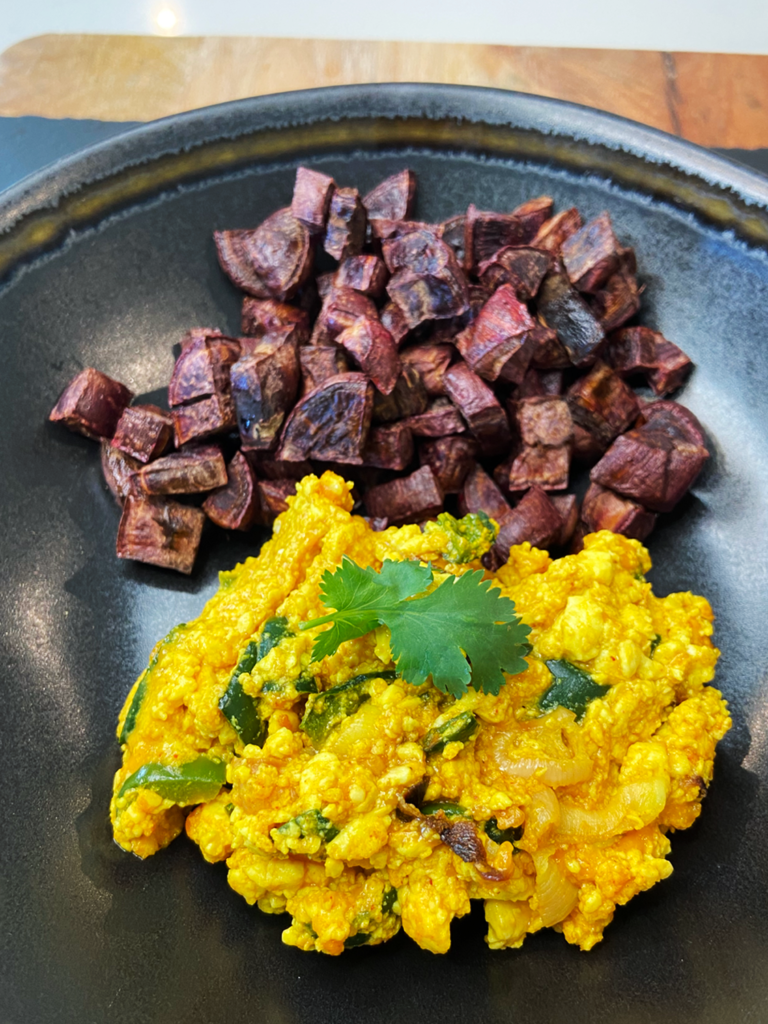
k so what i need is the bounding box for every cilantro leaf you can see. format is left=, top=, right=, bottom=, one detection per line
left=300, top=558, right=530, bottom=697
left=301, top=557, right=432, bottom=663
left=384, top=571, right=530, bottom=697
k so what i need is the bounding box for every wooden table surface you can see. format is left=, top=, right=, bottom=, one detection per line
left=1, top=33, right=767, bottom=149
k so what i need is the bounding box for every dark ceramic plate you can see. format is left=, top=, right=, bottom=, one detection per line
left=1, top=85, right=767, bottom=1024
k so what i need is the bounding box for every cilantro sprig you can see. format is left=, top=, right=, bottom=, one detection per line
left=300, top=557, right=531, bottom=698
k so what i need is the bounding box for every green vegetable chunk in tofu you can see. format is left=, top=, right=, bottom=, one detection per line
left=301, top=671, right=398, bottom=747
left=539, top=659, right=610, bottom=720
left=220, top=616, right=294, bottom=746
left=119, top=756, right=226, bottom=804
left=423, top=711, right=478, bottom=754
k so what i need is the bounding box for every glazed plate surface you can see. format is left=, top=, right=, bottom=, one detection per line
left=1, top=85, right=767, bottom=1024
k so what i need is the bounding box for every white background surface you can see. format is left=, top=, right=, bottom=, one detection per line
left=0, top=0, right=766, bottom=56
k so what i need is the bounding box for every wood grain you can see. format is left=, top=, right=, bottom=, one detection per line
left=1, top=34, right=766, bottom=148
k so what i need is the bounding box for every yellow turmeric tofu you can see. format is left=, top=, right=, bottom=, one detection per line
left=111, top=471, right=730, bottom=954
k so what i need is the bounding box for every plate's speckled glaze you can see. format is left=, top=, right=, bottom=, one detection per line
left=1, top=86, right=767, bottom=1024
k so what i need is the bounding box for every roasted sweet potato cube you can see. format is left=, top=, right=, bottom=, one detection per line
left=324, top=187, right=367, bottom=260
left=310, top=287, right=378, bottom=346
left=362, top=422, right=414, bottom=471
left=277, top=372, right=373, bottom=464
left=111, top=404, right=174, bottom=464
left=635, top=399, right=707, bottom=448
left=299, top=346, right=350, bottom=395
left=363, top=170, right=416, bottom=236
left=458, top=463, right=512, bottom=524
left=455, top=284, right=535, bottom=384
left=172, top=392, right=236, bottom=446
left=335, top=255, right=388, bottom=298
left=364, top=465, right=443, bottom=524
left=437, top=214, right=466, bottom=264
left=589, top=254, right=640, bottom=332
left=136, top=444, right=227, bottom=495
left=512, top=196, right=554, bottom=241
left=566, top=361, right=640, bottom=446
left=513, top=396, right=573, bottom=448
left=231, top=338, right=300, bottom=451
left=364, top=516, right=390, bottom=532
left=571, top=422, right=607, bottom=464
left=549, top=493, right=579, bottom=547
left=537, top=268, right=606, bottom=367
left=256, top=479, right=297, bottom=523
left=291, top=166, right=335, bottom=232
left=241, top=297, right=310, bottom=342
left=443, top=361, right=512, bottom=457
left=168, top=331, right=240, bottom=407
left=49, top=367, right=134, bottom=440
left=494, top=486, right=564, bottom=559
left=581, top=482, right=656, bottom=541
left=494, top=443, right=571, bottom=494
left=239, top=324, right=304, bottom=359
left=381, top=228, right=444, bottom=273
left=561, top=212, right=621, bottom=293
left=101, top=441, right=141, bottom=505
left=531, top=208, right=582, bottom=254
left=387, top=267, right=470, bottom=329
left=215, top=208, right=313, bottom=300
left=404, top=398, right=465, bottom=438
left=400, top=343, right=454, bottom=396
left=379, top=301, right=412, bottom=347
left=372, top=364, right=430, bottom=423
left=202, top=451, right=260, bottom=530
left=606, top=326, right=693, bottom=396
left=243, top=453, right=314, bottom=481
left=116, top=495, right=205, bottom=574
left=477, top=245, right=552, bottom=301
left=337, top=316, right=401, bottom=395
left=527, top=325, right=571, bottom=370
left=419, top=435, right=479, bottom=494
left=463, top=204, right=527, bottom=273
left=372, top=219, right=436, bottom=241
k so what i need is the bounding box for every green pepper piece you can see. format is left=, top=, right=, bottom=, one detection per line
left=276, top=808, right=339, bottom=843
left=295, top=674, right=319, bottom=694
left=484, top=818, right=523, bottom=845
left=420, top=801, right=469, bottom=818
left=301, top=671, right=398, bottom=747
left=423, top=711, right=478, bottom=754
left=119, top=623, right=187, bottom=745
left=220, top=617, right=294, bottom=746
left=344, top=932, right=371, bottom=948
left=539, top=659, right=610, bottom=721
left=382, top=886, right=398, bottom=915
left=650, top=634, right=662, bottom=657
left=425, top=510, right=499, bottom=563
left=118, top=756, right=226, bottom=804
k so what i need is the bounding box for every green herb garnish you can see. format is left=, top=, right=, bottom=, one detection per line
left=300, top=558, right=530, bottom=698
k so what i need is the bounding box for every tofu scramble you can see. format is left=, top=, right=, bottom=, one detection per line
left=110, top=471, right=730, bottom=955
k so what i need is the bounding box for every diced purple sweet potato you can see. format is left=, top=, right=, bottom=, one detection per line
left=241, top=297, right=310, bottom=342
left=202, top=451, right=260, bottom=530
left=111, top=404, right=174, bottom=464
left=606, top=326, right=693, bottom=396
left=372, top=364, right=430, bottom=423
left=231, top=336, right=300, bottom=451
left=494, top=444, right=571, bottom=494
left=455, top=284, right=536, bottom=384
left=363, top=516, right=390, bottom=532
left=442, top=361, right=512, bottom=457
left=571, top=423, right=607, bottom=464
left=291, top=166, right=335, bottom=233
left=549, top=493, right=579, bottom=547
left=364, top=465, right=443, bottom=524
left=514, top=367, right=565, bottom=400
left=437, top=214, right=466, bottom=264
left=310, top=287, right=378, bottom=346
left=324, top=187, right=367, bottom=260
left=512, top=196, right=554, bottom=241
left=335, top=255, right=388, bottom=298
left=215, top=208, right=313, bottom=300
left=116, top=495, right=205, bottom=574
left=537, top=267, right=606, bottom=367
left=590, top=401, right=709, bottom=513
left=362, top=422, right=415, bottom=471
left=494, top=486, right=564, bottom=559
left=49, top=367, right=134, bottom=440
left=299, top=346, right=350, bottom=395
left=385, top=237, right=469, bottom=329
left=581, top=481, right=657, bottom=541
left=566, top=361, right=641, bottom=446
left=404, top=398, right=465, bottom=438
left=256, top=479, right=297, bottom=523
left=399, top=343, right=454, bottom=396
left=527, top=324, right=572, bottom=370
left=337, top=316, right=401, bottom=395
left=463, top=204, right=527, bottom=273
left=458, top=463, right=512, bottom=524
left=589, top=253, right=641, bottom=332
left=168, top=330, right=240, bottom=407
left=419, top=435, right=479, bottom=494
left=561, top=212, right=621, bottom=293
left=379, top=301, right=412, bottom=348
left=172, top=392, right=236, bottom=446
left=635, top=399, right=707, bottom=448
left=363, top=170, right=416, bottom=236
left=531, top=208, right=583, bottom=254
left=477, top=246, right=552, bottom=301
left=135, top=444, right=227, bottom=495
left=100, top=441, right=141, bottom=504
left=372, top=219, right=437, bottom=241
left=277, top=372, right=373, bottom=464
left=512, top=396, right=573, bottom=448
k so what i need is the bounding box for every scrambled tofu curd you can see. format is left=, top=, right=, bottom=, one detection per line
left=110, top=471, right=730, bottom=955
